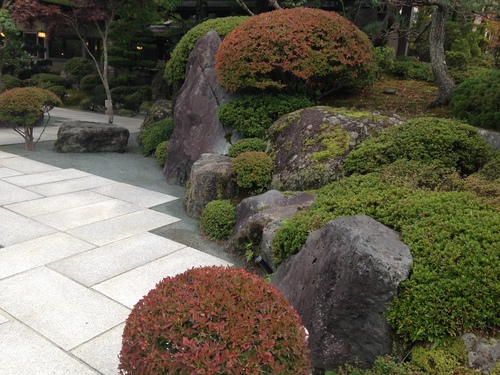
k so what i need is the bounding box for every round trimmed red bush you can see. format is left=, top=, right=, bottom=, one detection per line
left=119, top=266, right=311, bottom=374
left=216, top=8, right=376, bottom=98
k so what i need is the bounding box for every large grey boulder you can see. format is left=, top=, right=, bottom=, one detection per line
left=462, top=333, right=500, bottom=374
left=163, top=29, right=236, bottom=186
left=225, top=190, right=316, bottom=270
left=267, top=107, right=404, bottom=191
left=184, top=153, right=237, bottom=219
left=272, top=214, right=413, bottom=370
left=477, top=127, right=500, bottom=151
left=55, top=121, right=129, bottom=153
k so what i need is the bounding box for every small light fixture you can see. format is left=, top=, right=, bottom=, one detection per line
left=0, top=32, right=5, bottom=37
left=136, top=45, right=143, bottom=51
left=37, top=31, right=46, bottom=38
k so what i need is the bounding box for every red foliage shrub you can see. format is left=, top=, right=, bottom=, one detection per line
left=119, top=266, right=310, bottom=375
left=216, top=8, right=376, bottom=98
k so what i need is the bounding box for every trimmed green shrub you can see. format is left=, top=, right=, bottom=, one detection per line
left=200, top=199, right=236, bottom=241
left=411, top=339, right=473, bottom=374
left=0, top=87, right=61, bottom=149
left=62, top=57, right=95, bottom=88
left=80, top=73, right=100, bottom=93
left=450, top=69, right=500, bottom=130
left=1, top=75, right=22, bottom=91
left=344, top=117, right=493, bottom=176
left=477, top=150, right=500, bottom=181
left=139, top=118, right=175, bottom=156
left=46, top=85, right=66, bottom=100
left=23, top=73, right=70, bottom=89
left=0, top=87, right=61, bottom=128
left=228, top=137, right=267, bottom=157
left=388, top=56, right=434, bottom=81
left=231, top=151, right=274, bottom=194
left=119, top=266, right=311, bottom=374
left=165, top=16, right=248, bottom=87
left=154, top=140, right=168, bottom=167
left=218, top=93, right=314, bottom=138
left=271, top=171, right=500, bottom=343
left=216, top=8, right=376, bottom=98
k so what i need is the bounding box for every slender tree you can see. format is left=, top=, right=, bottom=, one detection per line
left=388, top=0, right=498, bottom=106
left=12, top=0, right=164, bottom=123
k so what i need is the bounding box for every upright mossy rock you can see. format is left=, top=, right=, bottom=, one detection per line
left=267, top=106, right=404, bottom=191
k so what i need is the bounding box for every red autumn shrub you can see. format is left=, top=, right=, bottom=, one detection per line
left=216, top=8, right=376, bottom=98
left=119, top=266, right=311, bottom=375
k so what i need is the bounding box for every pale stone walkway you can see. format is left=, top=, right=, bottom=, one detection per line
left=0, top=108, right=232, bottom=374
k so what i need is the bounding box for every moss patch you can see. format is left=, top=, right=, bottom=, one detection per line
left=311, top=127, right=350, bottom=162
left=412, top=339, right=474, bottom=375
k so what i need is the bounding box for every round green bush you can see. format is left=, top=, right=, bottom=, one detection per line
left=200, top=199, right=236, bottom=240
left=218, top=93, right=314, bottom=138
left=0, top=87, right=61, bottom=128
left=231, top=151, right=274, bottom=194
left=1, top=75, right=22, bottom=91
left=154, top=140, right=168, bottom=167
left=228, top=137, right=267, bottom=157
left=216, top=8, right=376, bottom=97
left=47, top=85, right=66, bottom=100
left=119, top=266, right=311, bottom=374
left=80, top=73, right=100, bottom=93
left=139, top=118, right=175, bottom=156
left=165, top=16, right=248, bottom=87
left=23, top=73, right=70, bottom=89
left=388, top=56, right=434, bottom=81
left=450, top=69, right=500, bottom=130
left=344, top=117, right=493, bottom=176
left=62, top=57, right=95, bottom=87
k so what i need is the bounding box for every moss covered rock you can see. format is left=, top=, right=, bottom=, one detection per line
left=267, top=106, right=404, bottom=191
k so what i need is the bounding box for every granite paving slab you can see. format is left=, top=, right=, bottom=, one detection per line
left=0, top=267, right=131, bottom=351
left=0, top=207, right=57, bottom=247
left=93, top=182, right=178, bottom=207
left=33, top=199, right=141, bottom=231
left=0, top=180, right=43, bottom=205
left=49, top=232, right=185, bottom=287
left=0, top=232, right=95, bottom=280
left=25, top=175, right=115, bottom=196
left=0, top=321, right=98, bottom=375
left=93, top=247, right=233, bottom=309
left=4, top=190, right=111, bottom=217
left=0, top=156, right=60, bottom=174
left=0, top=166, right=22, bottom=178
left=67, top=209, right=180, bottom=246
left=3, top=168, right=91, bottom=187
left=0, top=313, right=7, bottom=325
left=71, top=323, right=125, bottom=375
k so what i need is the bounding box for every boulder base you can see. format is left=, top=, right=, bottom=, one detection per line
left=55, top=122, right=129, bottom=153
left=184, top=154, right=237, bottom=219
left=272, top=214, right=413, bottom=370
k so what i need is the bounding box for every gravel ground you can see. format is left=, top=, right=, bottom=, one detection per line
left=1, top=133, right=246, bottom=267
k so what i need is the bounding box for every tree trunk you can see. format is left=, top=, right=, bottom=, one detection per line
left=429, top=4, right=455, bottom=107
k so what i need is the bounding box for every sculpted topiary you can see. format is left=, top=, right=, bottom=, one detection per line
left=119, top=266, right=311, bottom=375
left=232, top=151, right=274, bottom=195
left=216, top=8, right=376, bottom=98
left=0, top=87, right=61, bottom=150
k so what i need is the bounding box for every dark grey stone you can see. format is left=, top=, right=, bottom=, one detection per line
left=55, top=121, right=129, bottom=153
left=184, top=153, right=237, bottom=219
left=272, top=214, right=413, bottom=370
left=163, top=29, right=236, bottom=186
left=462, top=333, right=500, bottom=374
left=225, top=190, right=316, bottom=270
